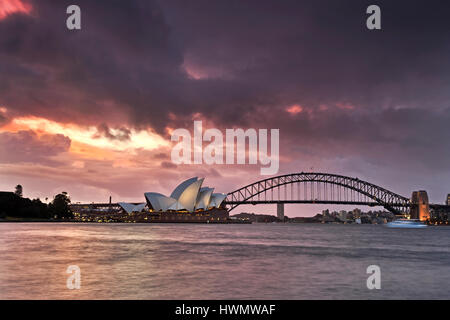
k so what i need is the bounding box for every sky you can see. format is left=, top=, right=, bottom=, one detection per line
left=1, top=0, right=450, bottom=216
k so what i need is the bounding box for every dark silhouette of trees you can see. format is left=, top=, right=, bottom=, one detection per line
left=0, top=186, right=73, bottom=220
left=0, top=192, right=50, bottom=219
left=48, top=192, right=73, bottom=219
left=14, top=185, right=23, bottom=197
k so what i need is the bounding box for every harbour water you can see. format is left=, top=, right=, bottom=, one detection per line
left=0, top=223, right=449, bottom=299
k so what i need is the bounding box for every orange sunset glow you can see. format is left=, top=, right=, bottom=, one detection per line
left=1, top=116, right=169, bottom=152
left=0, top=0, right=32, bottom=20
left=286, top=105, right=304, bottom=115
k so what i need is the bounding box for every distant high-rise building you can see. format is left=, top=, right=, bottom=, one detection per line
left=446, top=194, right=450, bottom=206
left=338, top=210, right=347, bottom=221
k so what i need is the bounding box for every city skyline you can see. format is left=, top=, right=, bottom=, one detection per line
left=1, top=0, right=450, bottom=217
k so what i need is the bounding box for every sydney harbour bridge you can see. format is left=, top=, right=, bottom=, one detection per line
left=224, top=172, right=448, bottom=219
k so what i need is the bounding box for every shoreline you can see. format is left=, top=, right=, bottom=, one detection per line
left=1, top=219, right=448, bottom=226
left=0, top=218, right=251, bottom=224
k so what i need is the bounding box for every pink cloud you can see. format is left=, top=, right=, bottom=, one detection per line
left=0, top=0, right=32, bottom=20
left=285, top=104, right=303, bottom=115
left=336, top=102, right=355, bottom=110
left=0, top=130, right=71, bottom=165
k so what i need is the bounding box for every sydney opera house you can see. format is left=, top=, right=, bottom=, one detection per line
left=112, top=177, right=228, bottom=222
left=143, top=177, right=227, bottom=212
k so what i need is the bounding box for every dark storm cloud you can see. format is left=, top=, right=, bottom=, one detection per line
left=157, top=0, right=450, bottom=175
left=93, top=123, right=131, bottom=142
left=1, top=0, right=450, bottom=176
left=276, top=106, right=450, bottom=171
left=0, top=113, right=7, bottom=126
left=158, top=0, right=450, bottom=116
left=0, top=0, right=184, bottom=128
left=1, top=0, right=448, bottom=127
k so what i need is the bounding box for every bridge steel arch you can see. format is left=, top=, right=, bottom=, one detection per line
left=224, top=172, right=411, bottom=215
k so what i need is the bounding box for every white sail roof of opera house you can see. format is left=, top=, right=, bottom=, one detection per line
left=175, top=178, right=204, bottom=212
left=144, top=177, right=227, bottom=212
left=196, top=187, right=214, bottom=210
left=170, top=177, right=198, bottom=200
left=118, top=202, right=146, bottom=214
left=143, top=192, right=177, bottom=212
left=209, top=193, right=227, bottom=208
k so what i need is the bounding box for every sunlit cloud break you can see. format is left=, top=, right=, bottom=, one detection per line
left=0, top=0, right=32, bottom=20
left=2, top=116, right=169, bottom=152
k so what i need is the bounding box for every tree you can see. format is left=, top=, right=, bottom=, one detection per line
left=14, top=184, right=23, bottom=197
left=49, top=191, right=73, bottom=219
left=0, top=192, right=51, bottom=219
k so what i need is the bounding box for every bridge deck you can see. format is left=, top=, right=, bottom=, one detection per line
left=224, top=200, right=408, bottom=207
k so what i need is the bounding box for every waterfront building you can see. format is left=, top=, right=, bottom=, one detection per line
left=338, top=210, right=348, bottom=222
left=352, top=208, right=362, bottom=218
left=118, top=202, right=146, bottom=214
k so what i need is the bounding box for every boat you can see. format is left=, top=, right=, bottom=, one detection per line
left=386, top=219, right=427, bottom=229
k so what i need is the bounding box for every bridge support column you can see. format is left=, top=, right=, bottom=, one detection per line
left=411, top=191, right=430, bottom=221
left=277, top=203, right=284, bottom=222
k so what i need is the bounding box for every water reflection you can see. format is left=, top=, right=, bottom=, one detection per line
left=0, top=223, right=449, bottom=299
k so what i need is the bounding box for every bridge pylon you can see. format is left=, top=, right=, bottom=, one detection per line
left=410, top=191, right=430, bottom=221
left=277, top=203, right=284, bottom=221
